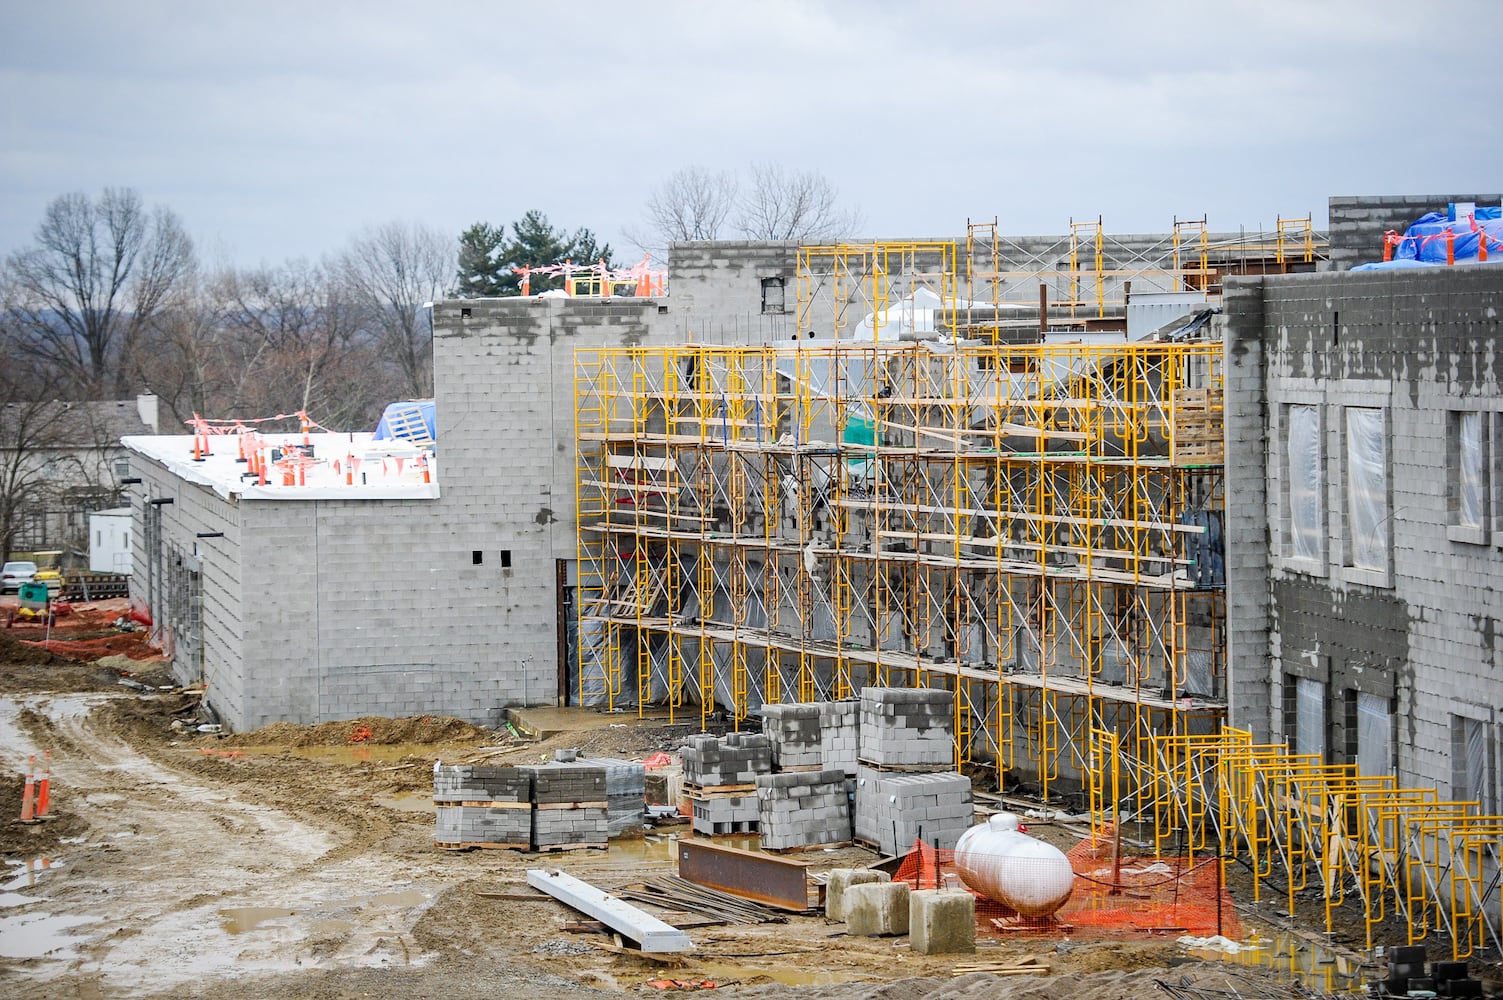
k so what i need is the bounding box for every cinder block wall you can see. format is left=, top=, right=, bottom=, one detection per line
left=128, top=457, right=244, bottom=719
left=1221, top=279, right=1271, bottom=740
left=429, top=296, right=672, bottom=713
left=1226, top=265, right=1503, bottom=794
left=1327, top=194, right=1502, bottom=271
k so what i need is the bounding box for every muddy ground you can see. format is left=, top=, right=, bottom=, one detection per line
left=0, top=610, right=1399, bottom=997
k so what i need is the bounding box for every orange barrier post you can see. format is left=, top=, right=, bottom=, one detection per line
left=1481, top=232, right=1490, bottom=262
left=19, top=755, right=35, bottom=822
left=36, top=751, right=50, bottom=819
left=301, top=412, right=311, bottom=446
left=1447, top=228, right=1456, bottom=265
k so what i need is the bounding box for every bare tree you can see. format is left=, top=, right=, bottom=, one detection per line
left=638, top=166, right=739, bottom=250
left=736, top=163, right=861, bottom=242
left=0, top=350, right=99, bottom=559
left=131, top=266, right=235, bottom=427
left=4, top=188, right=195, bottom=397
left=337, top=222, right=453, bottom=398
left=218, top=261, right=384, bottom=429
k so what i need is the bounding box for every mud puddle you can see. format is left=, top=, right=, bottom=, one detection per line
left=1188, top=929, right=1371, bottom=993
left=0, top=910, right=97, bottom=959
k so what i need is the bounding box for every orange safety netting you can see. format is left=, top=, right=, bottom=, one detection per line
left=893, top=825, right=1239, bottom=941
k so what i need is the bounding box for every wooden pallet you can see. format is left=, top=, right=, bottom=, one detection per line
left=766, top=840, right=853, bottom=855
left=532, top=842, right=608, bottom=853
left=775, top=763, right=824, bottom=773
left=435, top=800, right=530, bottom=809
left=535, top=800, right=608, bottom=811
left=1174, top=424, right=1223, bottom=444
left=856, top=759, right=949, bottom=773
left=434, top=841, right=529, bottom=852
left=684, top=782, right=758, bottom=797
left=1171, top=441, right=1224, bottom=467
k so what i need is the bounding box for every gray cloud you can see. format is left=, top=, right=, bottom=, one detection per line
left=3, top=0, right=1499, bottom=264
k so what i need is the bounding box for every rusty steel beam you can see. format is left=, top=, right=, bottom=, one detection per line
left=676, top=837, right=813, bottom=912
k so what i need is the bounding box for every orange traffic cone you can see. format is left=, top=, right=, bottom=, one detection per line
left=35, top=751, right=50, bottom=819
left=19, top=755, right=35, bottom=822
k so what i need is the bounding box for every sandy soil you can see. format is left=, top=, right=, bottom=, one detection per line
left=0, top=621, right=1386, bottom=998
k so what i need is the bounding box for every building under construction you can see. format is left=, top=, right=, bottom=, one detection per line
left=574, top=231, right=1258, bottom=802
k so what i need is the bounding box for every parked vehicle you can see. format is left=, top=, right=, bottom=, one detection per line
left=2, top=561, right=38, bottom=594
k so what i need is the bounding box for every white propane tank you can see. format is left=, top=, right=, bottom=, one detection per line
left=953, top=812, right=1075, bottom=917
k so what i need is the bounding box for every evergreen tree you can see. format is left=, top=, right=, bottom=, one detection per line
left=454, top=211, right=615, bottom=297
left=455, top=222, right=508, bottom=297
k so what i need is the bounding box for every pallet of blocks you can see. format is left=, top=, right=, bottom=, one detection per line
left=522, top=763, right=609, bottom=851
left=681, top=733, right=772, bottom=837
left=853, top=769, right=972, bottom=856
left=574, top=757, right=646, bottom=838
left=756, top=769, right=852, bottom=852
left=433, top=764, right=532, bottom=850
left=858, top=687, right=955, bottom=771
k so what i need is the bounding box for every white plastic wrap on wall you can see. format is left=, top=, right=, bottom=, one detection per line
left=1296, top=677, right=1326, bottom=759
left=1356, top=692, right=1392, bottom=778
left=1460, top=411, right=1484, bottom=528
left=1288, top=405, right=1322, bottom=561
left=1346, top=408, right=1388, bottom=571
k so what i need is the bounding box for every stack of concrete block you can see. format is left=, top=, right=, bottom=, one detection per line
left=858, top=688, right=955, bottom=769
left=433, top=764, right=532, bottom=848
left=761, top=704, right=823, bottom=770
left=522, top=763, right=608, bottom=850
left=853, top=769, right=972, bottom=856
left=576, top=757, right=646, bottom=838
left=755, top=769, right=851, bottom=851
left=691, top=794, right=760, bottom=837
left=819, top=700, right=860, bottom=775
left=680, top=733, right=772, bottom=786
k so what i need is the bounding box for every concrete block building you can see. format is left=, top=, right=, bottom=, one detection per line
left=1224, top=262, right=1503, bottom=807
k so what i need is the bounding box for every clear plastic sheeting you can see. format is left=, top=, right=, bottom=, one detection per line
left=1296, top=677, right=1326, bottom=759
left=1460, top=411, right=1485, bottom=528
left=1345, top=408, right=1388, bottom=571
left=1288, top=405, right=1322, bottom=561
left=1356, top=693, right=1392, bottom=777
left=1451, top=715, right=1492, bottom=810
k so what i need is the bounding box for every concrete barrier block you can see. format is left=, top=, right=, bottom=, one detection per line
left=843, top=881, right=911, bottom=937
left=825, top=868, right=890, bottom=922
left=910, top=889, right=976, bottom=955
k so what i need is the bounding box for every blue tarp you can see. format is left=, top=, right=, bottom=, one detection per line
left=372, top=399, right=436, bottom=444
left=1390, top=209, right=1503, bottom=264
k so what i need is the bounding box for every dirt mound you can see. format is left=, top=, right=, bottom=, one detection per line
left=0, top=629, right=80, bottom=666
left=220, top=714, right=491, bottom=748
left=14, top=631, right=162, bottom=662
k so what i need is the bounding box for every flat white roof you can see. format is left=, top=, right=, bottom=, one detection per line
left=122, top=432, right=440, bottom=502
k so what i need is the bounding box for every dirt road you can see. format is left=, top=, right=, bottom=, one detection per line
left=0, top=650, right=1349, bottom=999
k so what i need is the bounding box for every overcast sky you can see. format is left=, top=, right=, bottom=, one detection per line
left=3, top=1, right=1500, bottom=268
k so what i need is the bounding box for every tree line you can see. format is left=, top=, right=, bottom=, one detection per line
left=0, top=167, right=857, bottom=430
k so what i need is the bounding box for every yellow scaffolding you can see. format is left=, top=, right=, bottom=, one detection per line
left=1129, top=727, right=1503, bottom=960
left=576, top=334, right=1227, bottom=789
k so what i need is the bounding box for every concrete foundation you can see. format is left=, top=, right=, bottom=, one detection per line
left=843, top=881, right=911, bottom=937
left=825, top=868, right=890, bottom=922
left=909, top=889, right=976, bottom=955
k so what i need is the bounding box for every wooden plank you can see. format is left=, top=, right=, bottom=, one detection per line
left=526, top=868, right=694, bottom=953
